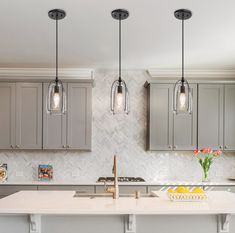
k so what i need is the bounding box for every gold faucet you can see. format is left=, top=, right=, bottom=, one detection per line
left=105, top=155, right=119, bottom=199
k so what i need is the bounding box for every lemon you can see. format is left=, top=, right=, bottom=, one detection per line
left=192, top=187, right=205, bottom=194
left=176, top=186, right=190, bottom=193
left=168, top=188, right=176, bottom=193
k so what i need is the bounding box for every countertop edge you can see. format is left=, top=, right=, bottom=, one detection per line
left=0, top=181, right=235, bottom=186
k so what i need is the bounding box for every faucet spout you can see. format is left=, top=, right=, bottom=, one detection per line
left=106, top=155, right=119, bottom=199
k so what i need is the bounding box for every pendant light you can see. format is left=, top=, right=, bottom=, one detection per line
left=47, top=9, right=66, bottom=115
left=173, top=9, right=193, bottom=115
left=110, top=9, right=130, bottom=115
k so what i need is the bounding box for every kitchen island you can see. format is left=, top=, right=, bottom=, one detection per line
left=0, top=191, right=235, bottom=233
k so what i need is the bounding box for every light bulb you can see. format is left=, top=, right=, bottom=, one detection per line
left=116, top=92, right=124, bottom=111
left=52, top=92, right=60, bottom=110
left=179, top=92, right=186, bottom=110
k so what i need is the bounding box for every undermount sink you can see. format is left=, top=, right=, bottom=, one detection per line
left=73, top=191, right=158, bottom=199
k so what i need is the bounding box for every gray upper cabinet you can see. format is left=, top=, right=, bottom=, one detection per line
left=147, top=83, right=197, bottom=151
left=16, top=83, right=42, bottom=149
left=0, top=83, right=16, bottom=149
left=198, top=84, right=224, bottom=150
left=0, top=80, right=92, bottom=150
left=147, top=84, right=173, bottom=150
left=67, top=83, right=92, bottom=150
left=43, top=82, right=92, bottom=150
left=0, top=82, right=42, bottom=150
left=224, top=85, right=235, bottom=151
left=173, top=84, right=197, bottom=150
left=43, top=83, right=67, bottom=149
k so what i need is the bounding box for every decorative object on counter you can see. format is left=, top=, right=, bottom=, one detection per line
left=97, top=177, right=145, bottom=183
left=0, top=164, right=7, bottom=182
left=110, top=9, right=130, bottom=115
left=167, top=186, right=207, bottom=202
left=173, top=9, right=193, bottom=115
left=38, top=165, right=53, bottom=181
left=47, top=9, right=66, bottom=115
left=194, top=148, right=222, bottom=182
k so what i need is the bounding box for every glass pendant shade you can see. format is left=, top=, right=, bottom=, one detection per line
left=111, top=80, right=129, bottom=114
left=47, top=80, right=66, bottom=115
left=173, top=79, right=192, bottom=114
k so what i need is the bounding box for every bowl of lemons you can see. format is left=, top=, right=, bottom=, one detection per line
left=167, top=186, right=207, bottom=202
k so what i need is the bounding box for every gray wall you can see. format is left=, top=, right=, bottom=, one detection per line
left=0, top=70, right=235, bottom=183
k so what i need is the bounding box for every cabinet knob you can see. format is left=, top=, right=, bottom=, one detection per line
left=67, top=145, right=70, bottom=148
left=62, top=145, right=66, bottom=148
left=219, top=146, right=222, bottom=149
left=10, top=145, right=14, bottom=149
left=168, top=145, right=172, bottom=149
left=15, top=145, right=20, bottom=149
left=224, top=146, right=228, bottom=149
left=173, top=146, right=176, bottom=149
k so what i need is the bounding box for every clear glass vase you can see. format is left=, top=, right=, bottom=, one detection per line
left=202, top=169, right=209, bottom=182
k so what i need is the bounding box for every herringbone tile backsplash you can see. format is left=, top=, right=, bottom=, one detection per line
left=0, top=70, right=234, bottom=182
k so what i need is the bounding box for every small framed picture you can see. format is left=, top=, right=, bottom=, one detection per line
left=0, top=164, right=7, bottom=182
left=38, top=165, right=53, bottom=181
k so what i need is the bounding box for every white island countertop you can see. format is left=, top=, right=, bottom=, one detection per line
left=0, top=190, right=235, bottom=215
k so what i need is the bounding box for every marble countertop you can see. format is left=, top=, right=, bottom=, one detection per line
left=0, top=180, right=235, bottom=186
left=0, top=190, right=234, bottom=215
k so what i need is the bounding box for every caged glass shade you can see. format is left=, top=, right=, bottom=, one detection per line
left=47, top=80, right=66, bottom=115
left=111, top=80, right=129, bottom=114
left=173, top=79, right=192, bottom=114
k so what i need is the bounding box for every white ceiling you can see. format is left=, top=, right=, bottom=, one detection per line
left=0, top=0, right=235, bottom=70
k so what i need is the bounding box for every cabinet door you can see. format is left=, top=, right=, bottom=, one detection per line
left=173, top=84, right=197, bottom=150
left=147, top=84, right=173, bottom=150
left=38, top=185, right=95, bottom=192
left=43, top=83, right=67, bottom=149
left=0, top=83, right=16, bottom=149
left=67, top=83, right=92, bottom=150
left=198, top=84, right=223, bottom=150
left=16, top=83, right=42, bottom=149
left=224, top=85, right=235, bottom=151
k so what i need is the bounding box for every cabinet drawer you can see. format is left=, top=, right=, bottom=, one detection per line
left=95, top=185, right=147, bottom=194
left=37, top=185, right=95, bottom=193
left=204, top=186, right=235, bottom=192
left=148, top=186, right=165, bottom=192
left=0, top=185, right=37, bottom=196
left=120, top=186, right=147, bottom=194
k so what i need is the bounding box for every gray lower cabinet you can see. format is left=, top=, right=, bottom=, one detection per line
left=224, top=85, right=235, bottom=151
left=95, top=185, right=147, bottom=194
left=43, top=83, right=67, bottom=149
left=0, top=185, right=37, bottom=198
left=198, top=84, right=224, bottom=150
left=0, top=83, right=16, bottom=149
left=147, top=83, right=197, bottom=151
left=0, top=82, right=42, bottom=149
left=43, top=83, right=92, bottom=150
left=16, top=83, right=42, bottom=149
left=37, top=185, right=95, bottom=193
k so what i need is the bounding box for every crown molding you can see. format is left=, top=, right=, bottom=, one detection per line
left=0, top=68, right=94, bottom=80
left=147, top=69, right=235, bottom=79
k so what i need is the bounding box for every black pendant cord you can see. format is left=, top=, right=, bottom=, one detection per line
left=55, top=17, right=58, bottom=84
left=181, top=18, right=185, bottom=83
left=118, top=18, right=122, bottom=84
